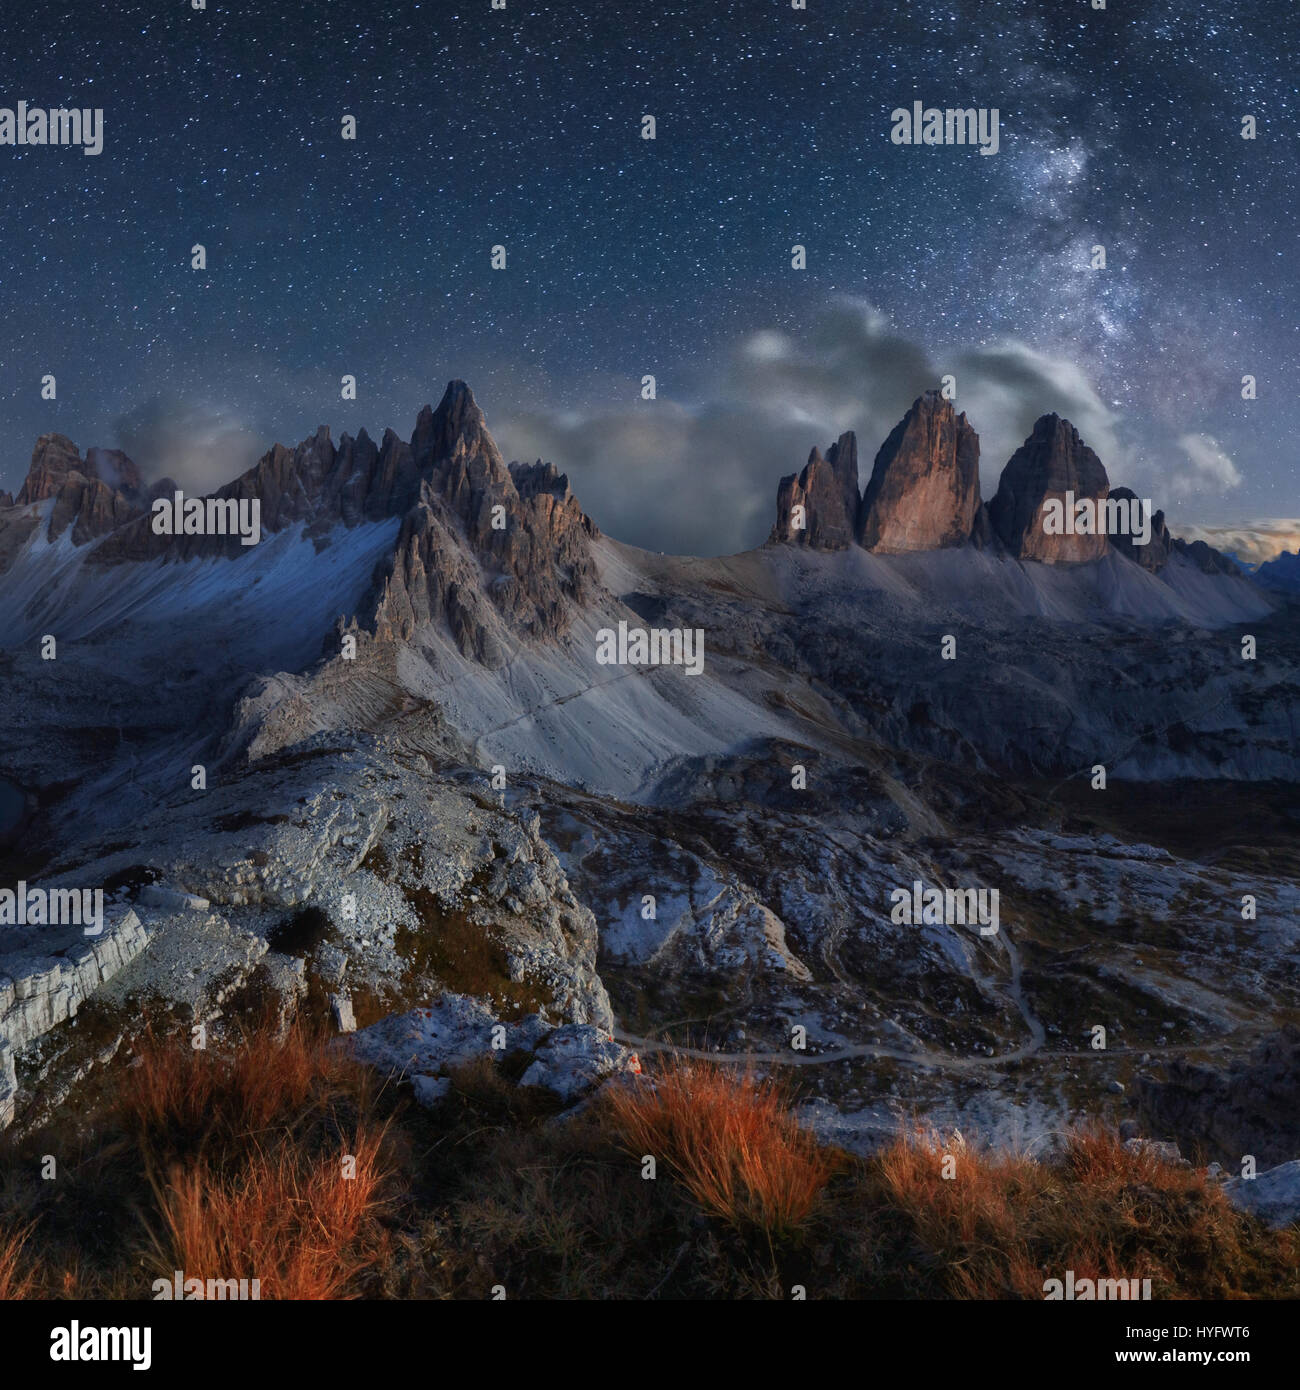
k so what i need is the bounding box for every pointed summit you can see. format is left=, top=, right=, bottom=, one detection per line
left=412, top=379, right=506, bottom=477
left=989, top=414, right=1109, bottom=563
left=855, top=391, right=980, bottom=552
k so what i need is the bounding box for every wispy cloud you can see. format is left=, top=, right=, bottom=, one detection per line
left=111, top=395, right=265, bottom=493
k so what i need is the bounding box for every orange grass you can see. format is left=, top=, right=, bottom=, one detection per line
left=868, top=1122, right=1250, bottom=1298
left=606, top=1058, right=838, bottom=1239
left=149, top=1127, right=390, bottom=1300
left=118, top=1017, right=368, bottom=1153
left=0, top=1221, right=37, bottom=1299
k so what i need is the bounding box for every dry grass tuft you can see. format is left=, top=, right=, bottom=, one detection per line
left=119, top=1016, right=373, bottom=1159
left=1, top=1013, right=396, bottom=1300
left=150, top=1127, right=390, bottom=1299
left=858, top=1120, right=1297, bottom=1299
left=0, top=1221, right=37, bottom=1299
left=606, top=1058, right=838, bottom=1241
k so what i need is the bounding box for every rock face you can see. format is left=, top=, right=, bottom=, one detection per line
left=83, top=447, right=144, bottom=497
left=988, top=414, right=1110, bottom=563
left=15, top=434, right=85, bottom=505
left=856, top=392, right=981, bottom=552
left=368, top=383, right=601, bottom=659
left=14, top=434, right=147, bottom=546
left=770, top=432, right=860, bottom=549
left=764, top=398, right=1243, bottom=575
left=0, top=907, right=151, bottom=1128
left=1109, top=486, right=1171, bottom=571
left=0, top=910, right=150, bottom=1052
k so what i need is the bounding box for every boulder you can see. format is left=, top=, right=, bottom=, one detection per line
left=1223, top=1160, right=1300, bottom=1229
left=519, top=1024, right=638, bottom=1101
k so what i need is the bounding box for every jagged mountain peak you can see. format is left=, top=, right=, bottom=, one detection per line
left=411, top=379, right=505, bottom=476
left=856, top=391, right=981, bottom=553
left=0, top=382, right=604, bottom=670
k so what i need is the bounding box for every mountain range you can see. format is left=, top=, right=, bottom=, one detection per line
left=1, top=381, right=1296, bottom=1190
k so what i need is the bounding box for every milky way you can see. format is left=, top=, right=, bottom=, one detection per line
left=0, top=0, right=1294, bottom=552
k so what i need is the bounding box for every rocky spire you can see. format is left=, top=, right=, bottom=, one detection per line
left=988, top=414, right=1109, bottom=563
left=411, top=379, right=507, bottom=480
left=856, top=391, right=981, bottom=552
left=770, top=432, right=860, bottom=549
left=367, top=389, right=601, bottom=657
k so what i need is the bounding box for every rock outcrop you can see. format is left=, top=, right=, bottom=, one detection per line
left=856, top=392, right=981, bottom=552
left=0, top=908, right=151, bottom=1129
left=988, top=414, right=1110, bottom=563
left=770, top=432, right=860, bottom=549
left=1135, top=1026, right=1300, bottom=1169
left=352, top=997, right=634, bottom=1106
left=13, top=434, right=148, bottom=546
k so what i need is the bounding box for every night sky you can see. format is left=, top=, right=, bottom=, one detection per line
left=1, top=0, right=1296, bottom=556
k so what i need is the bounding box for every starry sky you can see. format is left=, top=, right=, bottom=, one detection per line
left=1, top=0, right=1296, bottom=556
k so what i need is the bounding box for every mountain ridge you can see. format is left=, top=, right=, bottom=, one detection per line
left=2, top=380, right=1242, bottom=590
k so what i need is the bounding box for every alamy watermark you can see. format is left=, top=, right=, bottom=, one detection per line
left=889, top=880, right=999, bottom=936
left=49, top=1323, right=150, bottom=1370
left=0, top=102, right=103, bottom=155
left=152, top=490, right=262, bottom=546
left=152, top=1270, right=261, bottom=1300
left=890, top=102, right=999, bottom=156
left=0, top=882, right=103, bottom=935
left=1044, top=1270, right=1152, bottom=1301
left=596, top=620, right=705, bottom=676
left=1041, top=492, right=1153, bottom=543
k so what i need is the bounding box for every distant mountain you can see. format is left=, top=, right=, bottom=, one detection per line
left=1254, top=549, right=1300, bottom=593
left=767, top=391, right=1243, bottom=579
left=0, top=378, right=1280, bottom=812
